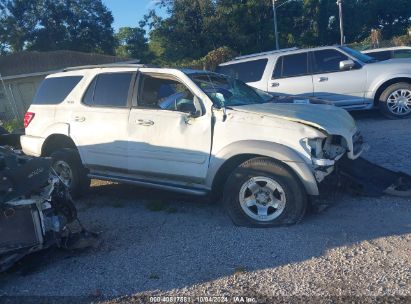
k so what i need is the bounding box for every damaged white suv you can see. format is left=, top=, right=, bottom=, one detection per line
left=21, top=65, right=364, bottom=227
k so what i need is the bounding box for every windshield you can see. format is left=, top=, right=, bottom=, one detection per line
left=339, top=46, right=377, bottom=63
left=189, top=73, right=266, bottom=107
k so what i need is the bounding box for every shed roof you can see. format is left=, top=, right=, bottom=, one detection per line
left=0, top=50, right=136, bottom=79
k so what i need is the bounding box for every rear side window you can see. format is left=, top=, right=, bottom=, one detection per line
left=83, top=72, right=133, bottom=107
left=33, top=76, right=82, bottom=104
left=216, top=59, right=268, bottom=83
left=273, top=53, right=308, bottom=78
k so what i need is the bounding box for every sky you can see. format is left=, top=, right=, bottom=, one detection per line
left=102, top=0, right=166, bottom=31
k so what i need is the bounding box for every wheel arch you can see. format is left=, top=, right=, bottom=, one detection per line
left=41, top=134, right=78, bottom=157
left=207, top=141, right=319, bottom=199
left=373, top=77, right=411, bottom=106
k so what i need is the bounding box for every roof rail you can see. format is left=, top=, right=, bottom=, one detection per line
left=233, top=47, right=299, bottom=60
left=62, top=61, right=159, bottom=72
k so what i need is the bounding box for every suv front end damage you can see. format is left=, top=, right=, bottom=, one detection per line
left=302, top=130, right=366, bottom=183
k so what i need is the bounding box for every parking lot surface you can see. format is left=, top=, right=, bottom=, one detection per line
left=0, top=110, right=410, bottom=301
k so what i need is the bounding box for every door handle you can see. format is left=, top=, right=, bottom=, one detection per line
left=318, top=77, right=328, bottom=82
left=73, top=116, right=85, bottom=122
left=271, top=82, right=280, bottom=87
left=136, top=119, right=154, bottom=126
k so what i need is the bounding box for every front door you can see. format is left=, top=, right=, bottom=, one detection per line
left=312, top=49, right=367, bottom=106
left=127, top=73, right=212, bottom=183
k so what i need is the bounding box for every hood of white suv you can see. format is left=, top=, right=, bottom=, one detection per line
left=230, top=103, right=357, bottom=137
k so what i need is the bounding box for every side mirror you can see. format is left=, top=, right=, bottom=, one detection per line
left=339, top=59, right=355, bottom=71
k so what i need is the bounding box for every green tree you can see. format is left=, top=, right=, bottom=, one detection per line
left=296, top=0, right=411, bottom=45
left=214, top=0, right=303, bottom=50
left=361, top=0, right=411, bottom=39
left=0, top=0, right=116, bottom=54
left=143, top=0, right=217, bottom=62
left=0, top=0, right=38, bottom=52
left=143, top=0, right=304, bottom=62
left=115, top=26, right=152, bottom=61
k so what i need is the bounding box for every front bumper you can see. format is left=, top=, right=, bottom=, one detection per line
left=312, top=130, right=367, bottom=183
left=348, top=130, right=367, bottom=159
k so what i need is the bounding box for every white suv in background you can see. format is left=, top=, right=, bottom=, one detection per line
left=21, top=64, right=364, bottom=227
left=217, top=46, right=411, bottom=119
left=363, top=46, right=411, bottom=61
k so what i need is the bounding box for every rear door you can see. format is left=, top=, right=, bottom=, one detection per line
left=268, top=52, right=313, bottom=97
left=312, top=49, right=367, bottom=106
left=216, top=59, right=268, bottom=91
left=70, top=71, right=135, bottom=171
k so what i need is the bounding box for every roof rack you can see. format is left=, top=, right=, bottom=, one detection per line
left=233, top=47, right=299, bottom=61
left=62, top=61, right=159, bottom=72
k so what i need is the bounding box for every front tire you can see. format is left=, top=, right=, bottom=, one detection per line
left=223, top=157, right=307, bottom=227
left=379, top=82, right=411, bottom=119
left=50, top=149, right=90, bottom=198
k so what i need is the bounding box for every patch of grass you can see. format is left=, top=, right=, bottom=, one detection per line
left=145, top=199, right=168, bottom=212
left=148, top=273, right=160, bottom=280
left=1, top=119, right=22, bottom=133
left=234, top=266, right=247, bottom=275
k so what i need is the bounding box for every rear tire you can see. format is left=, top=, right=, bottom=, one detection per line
left=50, top=149, right=90, bottom=198
left=379, top=82, right=411, bottom=119
left=223, top=157, right=307, bottom=227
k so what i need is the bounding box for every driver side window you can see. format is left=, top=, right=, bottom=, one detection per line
left=312, top=49, right=350, bottom=73
left=138, top=74, right=197, bottom=114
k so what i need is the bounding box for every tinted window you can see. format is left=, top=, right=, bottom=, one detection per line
left=273, top=57, right=282, bottom=79
left=33, top=76, right=82, bottom=104
left=273, top=53, right=308, bottom=78
left=367, top=50, right=392, bottom=61
left=216, top=59, right=268, bottom=83
left=393, top=50, right=411, bottom=59
left=313, top=49, right=349, bottom=73
left=138, top=75, right=197, bottom=114
left=83, top=73, right=132, bottom=107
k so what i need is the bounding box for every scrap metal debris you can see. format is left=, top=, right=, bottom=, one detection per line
left=0, top=147, right=97, bottom=272
left=0, top=126, right=23, bottom=149
left=338, top=157, right=411, bottom=197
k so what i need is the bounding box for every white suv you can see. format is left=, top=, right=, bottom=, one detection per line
left=217, top=46, right=411, bottom=119
left=21, top=64, right=364, bottom=227
left=363, top=46, right=411, bottom=61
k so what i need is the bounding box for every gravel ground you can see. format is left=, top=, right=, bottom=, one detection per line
left=0, top=110, right=410, bottom=303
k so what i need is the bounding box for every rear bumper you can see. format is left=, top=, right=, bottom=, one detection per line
left=20, top=135, right=45, bottom=157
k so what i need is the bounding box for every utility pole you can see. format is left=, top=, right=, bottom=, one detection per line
left=272, top=0, right=279, bottom=50
left=337, top=0, right=345, bottom=45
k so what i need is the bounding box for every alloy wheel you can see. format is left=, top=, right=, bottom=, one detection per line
left=238, top=176, right=286, bottom=222
left=386, top=89, right=411, bottom=116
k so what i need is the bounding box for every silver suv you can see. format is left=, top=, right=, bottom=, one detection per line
left=217, top=46, right=411, bottom=119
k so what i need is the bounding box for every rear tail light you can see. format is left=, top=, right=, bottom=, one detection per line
left=24, top=112, right=35, bottom=128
